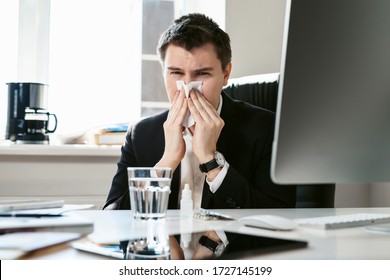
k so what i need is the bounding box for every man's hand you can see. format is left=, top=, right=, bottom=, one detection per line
left=192, top=231, right=222, bottom=260
left=157, top=90, right=188, bottom=171
left=188, top=91, right=224, bottom=163
left=169, top=236, right=185, bottom=260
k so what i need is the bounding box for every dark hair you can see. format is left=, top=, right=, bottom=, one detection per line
left=157, top=13, right=232, bottom=70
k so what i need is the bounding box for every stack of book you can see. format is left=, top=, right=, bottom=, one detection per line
left=93, top=123, right=128, bottom=145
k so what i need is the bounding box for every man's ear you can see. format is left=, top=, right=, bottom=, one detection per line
left=223, top=63, right=232, bottom=86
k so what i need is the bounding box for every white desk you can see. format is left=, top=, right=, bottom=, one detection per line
left=22, top=207, right=390, bottom=260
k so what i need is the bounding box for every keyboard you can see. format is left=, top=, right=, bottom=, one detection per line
left=295, top=213, right=390, bottom=230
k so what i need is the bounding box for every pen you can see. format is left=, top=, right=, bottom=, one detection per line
left=0, top=213, right=63, bottom=218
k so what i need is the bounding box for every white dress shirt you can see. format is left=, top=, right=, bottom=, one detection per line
left=179, top=94, right=228, bottom=208
left=179, top=95, right=229, bottom=258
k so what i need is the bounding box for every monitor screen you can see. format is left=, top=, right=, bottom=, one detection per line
left=271, top=0, right=390, bottom=184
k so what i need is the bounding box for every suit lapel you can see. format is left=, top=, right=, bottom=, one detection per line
left=217, top=92, right=237, bottom=156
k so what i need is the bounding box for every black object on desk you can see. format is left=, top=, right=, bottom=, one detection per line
left=218, top=231, right=308, bottom=260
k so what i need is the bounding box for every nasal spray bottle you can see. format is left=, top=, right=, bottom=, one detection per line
left=180, top=183, right=193, bottom=219
left=180, top=184, right=193, bottom=248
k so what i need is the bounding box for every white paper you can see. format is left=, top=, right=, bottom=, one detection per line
left=176, top=80, right=203, bottom=127
left=7, top=204, right=94, bottom=215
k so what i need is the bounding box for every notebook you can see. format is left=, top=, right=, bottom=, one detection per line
left=0, top=213, right=94, bottom=235
left=0, top=232, right=81, bottom=259
left=0, top=199, right=64, bottom=212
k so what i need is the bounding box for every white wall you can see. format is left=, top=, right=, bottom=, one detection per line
left=226, top=0, right=286, bottom=78
left=370, top=183, right=390, bottom=206
left=0, top=152, right=119, bottom=209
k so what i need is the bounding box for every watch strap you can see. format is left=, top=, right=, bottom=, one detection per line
left=198, top=235, right=219, bottom=252
left=199, top=159, right=220, bottom=173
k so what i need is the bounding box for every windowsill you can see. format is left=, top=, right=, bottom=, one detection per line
left=0, top=140, right=121, bottom=157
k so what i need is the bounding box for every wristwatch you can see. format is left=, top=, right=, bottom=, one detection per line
left=199, top=151, right=225, bottom=173
left=198, top=235, right=226, bottom=258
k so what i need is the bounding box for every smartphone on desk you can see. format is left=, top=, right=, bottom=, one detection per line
left=218, top=231, right=308, bottom=259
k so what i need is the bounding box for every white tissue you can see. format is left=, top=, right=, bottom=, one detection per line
left=176, top=80, right=202, bottom=98
left=176, top=80, right=203, bottom=127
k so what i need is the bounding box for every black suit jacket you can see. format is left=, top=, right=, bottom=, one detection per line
left=104, top=92, right=296, bottom=210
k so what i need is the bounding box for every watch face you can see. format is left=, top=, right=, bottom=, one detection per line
left=214, top=242, right=226, bottom=257
left=215, top=152, right=225, bottom=166
left=199, top=235, right=226, bottom=257
left=199, top=152, right=225, bottom=173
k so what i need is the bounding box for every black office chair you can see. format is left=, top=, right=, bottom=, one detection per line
left=224, top=73, right=335, bottom=208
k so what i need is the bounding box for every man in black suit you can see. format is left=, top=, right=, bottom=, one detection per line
left=104, top=13, right=295, bottom=259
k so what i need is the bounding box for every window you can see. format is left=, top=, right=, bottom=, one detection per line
left=49, top=0, right=144, bottom=137
left=141, top=0, right=174, bottom=116
left=0, top=0, right=18, bottom=139
left=1, top=0, right=225, bottom=142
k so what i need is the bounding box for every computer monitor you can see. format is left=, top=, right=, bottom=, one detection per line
left=271, top=0, right=390, bottom=184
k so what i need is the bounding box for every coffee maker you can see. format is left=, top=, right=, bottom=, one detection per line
left=6, top=82, right=57, bottom=144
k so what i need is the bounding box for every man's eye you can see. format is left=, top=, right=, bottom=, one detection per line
left=171, top=71, right=183, bottom=75
left=198, top=71, right=210, bottom=76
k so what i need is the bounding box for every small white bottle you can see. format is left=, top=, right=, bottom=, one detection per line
left=180, top=183, right=193, bottom=219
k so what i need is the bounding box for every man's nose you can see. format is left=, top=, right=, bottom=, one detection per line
left=183, top=75, right=195, bottom=84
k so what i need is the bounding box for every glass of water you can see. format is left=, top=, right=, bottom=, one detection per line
left=124, top=219, right=170, bottom=260
left=127, top=167, right=172, bottom=219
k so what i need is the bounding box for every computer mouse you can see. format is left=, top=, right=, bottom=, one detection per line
left=239, top=215, right=297, bottom=231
